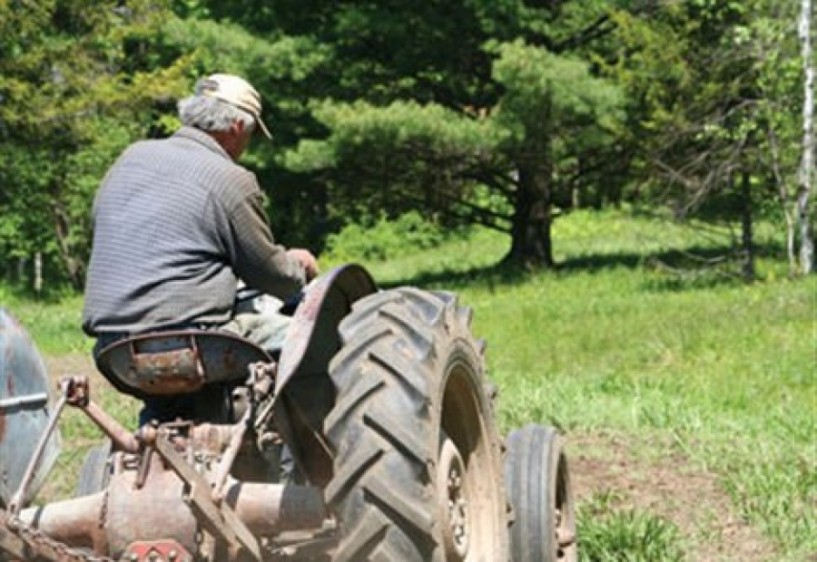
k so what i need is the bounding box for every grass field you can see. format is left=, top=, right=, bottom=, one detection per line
left=3, top=208, right=815, bottom=561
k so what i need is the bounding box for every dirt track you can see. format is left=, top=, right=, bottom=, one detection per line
left=570, top=432, right=777, bottom=562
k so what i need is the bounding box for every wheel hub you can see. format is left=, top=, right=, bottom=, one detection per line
left=438, top=437, right=470, bottom=560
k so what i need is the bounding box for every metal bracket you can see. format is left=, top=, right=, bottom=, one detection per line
left=151, top=431, right=262, bottom=562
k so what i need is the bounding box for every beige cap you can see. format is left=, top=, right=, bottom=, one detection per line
left=197, top=73, right=272, bottom=140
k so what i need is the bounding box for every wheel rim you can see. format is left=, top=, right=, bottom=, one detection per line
left=437, top=361, right=506, bottom=560
left=555, top=453, right=578, bottom=560
left=438, top=436, right=470, bottom=560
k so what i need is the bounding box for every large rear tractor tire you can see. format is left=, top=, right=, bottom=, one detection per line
left=325, top=288, right=509, bottom=562
left=504, top=424, right=577, bottom=562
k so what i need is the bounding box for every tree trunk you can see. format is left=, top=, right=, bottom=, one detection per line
left=767, top=125, right=798, bottom=274
left=798, top=0, right=815, bottom=274
left=505, top=159, right=555, bottom=268
left=51, top=201, right=85, bottom=291
left=740, top=171, right=756, bottom=281
left=309, top=181, right=330, bottom=254
left=34, top=252, right=43, bottom=295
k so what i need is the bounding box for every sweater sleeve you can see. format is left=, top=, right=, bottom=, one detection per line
left=219, top=186, right=306, bottom=300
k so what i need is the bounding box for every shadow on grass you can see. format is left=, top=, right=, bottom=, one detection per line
left=381, top=242, right=784, bottom=292
left=378, top=260, right=533, bottom=291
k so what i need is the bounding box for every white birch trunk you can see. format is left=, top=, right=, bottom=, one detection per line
left=34, top=252, right=42, bottom=295
left=798, top=0, right=815, bottom=274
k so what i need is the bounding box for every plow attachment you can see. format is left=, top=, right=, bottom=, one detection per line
left=0, top=309, right=60, bottom=509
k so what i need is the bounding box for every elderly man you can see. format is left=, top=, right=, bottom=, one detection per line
left=82, top=73, right=318, bottom=423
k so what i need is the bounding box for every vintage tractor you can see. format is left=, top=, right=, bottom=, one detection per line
left=0, top=264, right=577, bottom=561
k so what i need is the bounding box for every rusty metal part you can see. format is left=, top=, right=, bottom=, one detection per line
left=209, top=409, right=251, bottom=504
left=6, top=451, right=327, bottom=561
left=268, top=519, right=338, bottom=560
left=62, top=375, right=90, bottom=408
left=82, top=400, right=140, bottom=453
left=153, top=432, right=262, bottom=561
left=129, top=334, right=207, bottom=395
left=123, top=539, right=193, bottom=562
left=0, top=510, right=40, bottom=561
left=18, top=493, right=108, bottom=553
left=276, top=264, right=377, bottom=396
left=209, top=361, right=278, bottom=502
left=7, top=388, right=67, bottom=517
left=104, top=453, right=199, bottom=559
left=226, top=482, right=326, bottom=536
left=61, top=376, right=141, bottom=454
left=134, top=447, right=153, bottom=489
left=112, top=444, right=324, bottom=559
left=188, top=423, right=235, bottom=454
left=95, top=331, right=270, bottom=400
left=3, top=504, right=113, bottom=562
left=249, top=361, right=276, bottom=396
left=269, top=265, right=377, bottom=487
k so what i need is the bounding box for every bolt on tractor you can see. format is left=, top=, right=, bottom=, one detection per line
left=0, top=264, right=577, bottom=562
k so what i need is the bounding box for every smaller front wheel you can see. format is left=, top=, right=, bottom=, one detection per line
left=504, top=424, right=577, bottom=562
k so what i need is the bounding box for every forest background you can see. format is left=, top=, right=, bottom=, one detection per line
left=0, top=0, right=813, bottom=289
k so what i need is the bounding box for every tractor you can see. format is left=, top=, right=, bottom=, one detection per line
left=0, top=264, right=576, bottom=561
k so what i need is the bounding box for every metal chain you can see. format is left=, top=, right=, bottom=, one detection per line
left=7, top=515, right=115, bottom=562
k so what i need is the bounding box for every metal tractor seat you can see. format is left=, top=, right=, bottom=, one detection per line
left=95, top=329, right=271, bottom=399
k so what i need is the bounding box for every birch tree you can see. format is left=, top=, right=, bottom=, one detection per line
left=798, top=0, right=815, bottom=274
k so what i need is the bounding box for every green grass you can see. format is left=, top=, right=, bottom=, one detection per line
left=3, top=208, right=814, bottom=560
left=0, top=288, right=91, bottom=355
left=579, top=492, right=686, bottom=562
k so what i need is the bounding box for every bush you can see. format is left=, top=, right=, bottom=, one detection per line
left=323, top=211, right=447, bottom=262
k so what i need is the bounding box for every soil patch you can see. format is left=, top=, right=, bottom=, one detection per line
left=568, top=430, right=778, bottom=562
left=44, top=352, right=106, bottom=386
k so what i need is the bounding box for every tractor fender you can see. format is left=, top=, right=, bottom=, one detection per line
left=273, top=264, right=377, bottom=485
left=276, top=263, right=378, bottom=394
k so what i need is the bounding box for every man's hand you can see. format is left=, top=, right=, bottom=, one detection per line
left=287, top=248, right=319, bottom=281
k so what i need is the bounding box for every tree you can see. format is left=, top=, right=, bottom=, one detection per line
left=601, top=0, right=804, bottom=279
left=797, top=0, right=814, bottom=274
left=0, top=0, right=190, bottom=289
left=0, top=0, right=805, bottom=283
left=491, top=40, right=623, bottom=266
left=220, top=0, right=628, bottom=267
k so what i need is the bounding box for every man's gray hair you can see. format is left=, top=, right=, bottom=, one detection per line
left=177, top=94, right=256, bottom=134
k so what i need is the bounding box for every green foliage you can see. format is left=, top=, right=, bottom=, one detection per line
left=2, top=0, right=807, bottom=279
left=294, top=100, right=503, bottom=165
left=603, top=1, right=801, bottom=218
left=0, top=0, right=192, bottom=288
left=322, top=211, right=450, bottom=262
left=491, top=40, right=624, bottom=144
left=286, top=100, right=505, bottom=227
